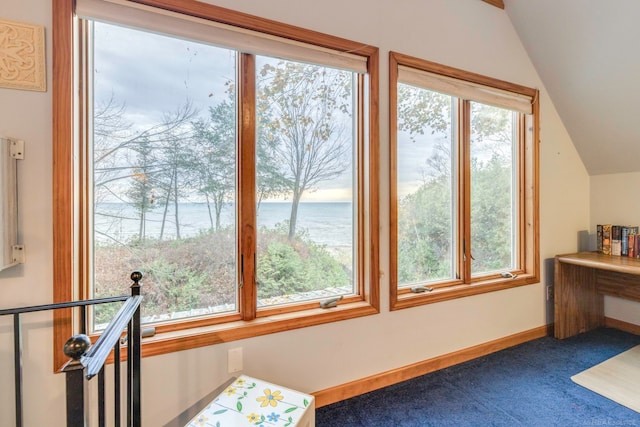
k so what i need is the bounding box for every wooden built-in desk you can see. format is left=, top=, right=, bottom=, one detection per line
left=554, top=252, right=640, bottom=339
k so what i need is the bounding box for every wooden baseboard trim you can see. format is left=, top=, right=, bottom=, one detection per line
left=605, top=317, right=640, bottom=335
left=313, top=324, right=550, bottom=407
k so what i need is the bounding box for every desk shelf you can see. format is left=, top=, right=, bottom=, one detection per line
left=554, top=252, right=640, bottom=339
left=556, top=252, right=640, bottom=275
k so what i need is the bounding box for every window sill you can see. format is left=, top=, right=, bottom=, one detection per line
left=391, top=274, right=539, bottom=311
left=136, top=300, right=379, bottom=358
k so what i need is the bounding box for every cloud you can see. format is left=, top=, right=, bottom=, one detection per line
left=94, top=21, right=236, bottom=126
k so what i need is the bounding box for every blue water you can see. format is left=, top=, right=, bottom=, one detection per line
left=95, top=202, right=353, bottom=247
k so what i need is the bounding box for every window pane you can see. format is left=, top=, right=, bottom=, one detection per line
left=90, top=21, right=238, bottom=329
left=469, top=102, right=517, bottom=276
left=255, top=57, right=356, bottom=307
left=396, top=84, right=456, bottom=286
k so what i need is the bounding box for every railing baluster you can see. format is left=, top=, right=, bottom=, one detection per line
left=80, top=305, right=87, bottom=335
left=0, top=296, right=129, bottom=427
left=127, top=318, right=132, bottom=427
left=114, top=343, right=121, bottom=427
left=98, top=365, right=106, bottom=427
left=13, top=313, right=23, bottom=427
left=131, top=271, right=142, bottom=427
left=1, top=272, right=142, bottom=427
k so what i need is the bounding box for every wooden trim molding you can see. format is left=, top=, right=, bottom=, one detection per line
left=605, top=317, right=640, bottom=336
left=312, top=325, right=550, bottom=407
left=482, top=0, right=505, bottom=9
left=53, top=0, right=380, bottom=371
left=52, top=0, right=75, bottom=372
left=128, top=0, right=377, bottom=55
left=388, top=50, right=540, bottom=312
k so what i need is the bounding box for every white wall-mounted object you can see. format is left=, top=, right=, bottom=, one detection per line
left=0, top=137, right=24, bottom=271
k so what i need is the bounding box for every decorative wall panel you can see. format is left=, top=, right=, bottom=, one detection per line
left=0, top=18, right=45, bottom=92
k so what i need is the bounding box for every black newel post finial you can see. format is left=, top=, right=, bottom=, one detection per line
left=130, top=270, right=142, bottom=296
left=63, top=334, right=91, bottom=360
left=62, top=334, right=90, bottom=426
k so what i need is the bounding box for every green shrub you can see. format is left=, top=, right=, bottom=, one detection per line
left=93, top=227, right=350, bottom=322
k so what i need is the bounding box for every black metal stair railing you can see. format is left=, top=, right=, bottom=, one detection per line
left=0, top=271, right=143, bottom=427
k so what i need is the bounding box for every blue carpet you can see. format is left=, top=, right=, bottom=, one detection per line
left=316, top=328, right=640, bottom=426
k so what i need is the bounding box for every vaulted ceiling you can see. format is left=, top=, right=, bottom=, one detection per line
left=502, top=0, right=640, bottom=175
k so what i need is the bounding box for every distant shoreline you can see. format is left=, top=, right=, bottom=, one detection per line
left=95, top=201, right=354, bottom=247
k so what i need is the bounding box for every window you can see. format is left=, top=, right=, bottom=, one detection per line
left=389, top=52, right=539, bottom=310
left=53, top=0, right=379, bottom=369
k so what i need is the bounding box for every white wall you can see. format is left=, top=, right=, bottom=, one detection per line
left=0, top=0, right=590, bottom=425
left=591, top=172, right=640, bottom=325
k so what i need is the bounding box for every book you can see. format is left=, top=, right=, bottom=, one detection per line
left=602, top=224, right=612, bottom=255
left=629, top=233, right=636, bottom=258
left=622, top=226, right=630, bottom=256
left=629, top=227, right=639, bottom=257
left=635, top=234, right=640, bottom=258
left=612, top=225, right=622, bottom=256
left=597, top=224, right=603, bottom=253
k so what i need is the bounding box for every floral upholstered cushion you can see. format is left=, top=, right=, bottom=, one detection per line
left=186, top=375, right=315, bottom=427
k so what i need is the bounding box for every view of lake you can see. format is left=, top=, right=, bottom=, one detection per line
left=95, top=201, right=354, bottom=247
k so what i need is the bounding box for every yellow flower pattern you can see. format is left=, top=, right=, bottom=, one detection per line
left=192, top=415, right=208, bottom=426
left=246, top=412, right=261, bottom=422
left=256, top=388, right=284, bottom=408
left=185, top=375, right=312, bottom=427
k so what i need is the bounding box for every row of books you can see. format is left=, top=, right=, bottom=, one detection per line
left=597, top=225, right=640, bottom=256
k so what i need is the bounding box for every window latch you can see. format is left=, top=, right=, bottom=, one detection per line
left=254, top=253, right=260, bottom=287
left=410, top=285, right=434, bottom=293
left=463, top=240, right=475, bottom=261
left=500, top=272, right=518, bottom=279
left=120, top=327, right=156, bottom=345
left=320, top=295, right=343, bottom=309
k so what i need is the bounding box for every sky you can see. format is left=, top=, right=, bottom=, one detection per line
left=92, top=20, right=437, bottom=203
left=94, top=21, right=235, bottom=128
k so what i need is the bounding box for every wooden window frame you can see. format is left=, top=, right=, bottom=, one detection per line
left=52, top=0, right=379, bottom=371
left=389, top=51, right=539, bottom=311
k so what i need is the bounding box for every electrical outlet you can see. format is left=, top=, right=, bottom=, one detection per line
left=228, top=347, right=243, bottom=373
left=546, top=285, right=554, bottom=301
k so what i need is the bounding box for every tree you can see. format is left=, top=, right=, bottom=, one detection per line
left=256, top=231, right=349, bottom=299
left=397, top=83, right=451, bottom=139
left=396, top=85, right=516, bottom=281
left=469, top=103, right=514, bottom=273
left=126, top=137, right=157, bottom=240
left=156, top=118, right=198, bottom=239
left=93, top=96, right=197, bottom=243
left=191, top=93, right=236, bottom=231
left=192, top=83, right=290, bottom=231
left=257, top=60, right=352, bottom=240
left=397, top=174, right=453, bottom=283
left=470, top=154, right=512, bottom=272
